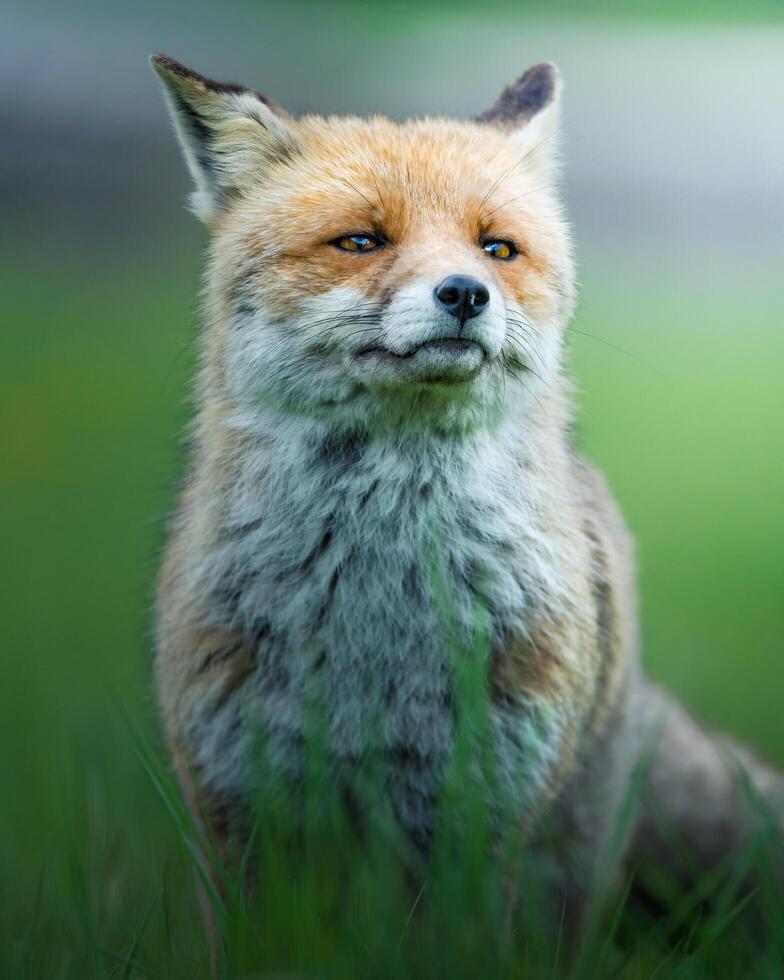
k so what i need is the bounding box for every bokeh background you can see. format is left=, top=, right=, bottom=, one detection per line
left=2, top=0, right=783, bottom=969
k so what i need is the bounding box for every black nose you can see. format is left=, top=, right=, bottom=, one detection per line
left=434, top=275, right=490, bottom=323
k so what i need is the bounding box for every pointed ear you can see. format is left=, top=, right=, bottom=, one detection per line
left=150, top=54, right=298, bottom=222
left=475, top=63, right=562, bottom=179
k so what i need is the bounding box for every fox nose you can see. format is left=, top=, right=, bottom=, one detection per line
left=434, top=275, right=490, bottom=323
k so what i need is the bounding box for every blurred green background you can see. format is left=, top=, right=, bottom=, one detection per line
left=1, top=0, right=783, bottom=972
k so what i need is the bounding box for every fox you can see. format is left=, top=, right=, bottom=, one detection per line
left=151, top=52, right=783, bottom=945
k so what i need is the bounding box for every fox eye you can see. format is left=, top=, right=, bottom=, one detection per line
left=482, top=239, right=517, bottom=261
left=332, top=233, right=386, bottom=253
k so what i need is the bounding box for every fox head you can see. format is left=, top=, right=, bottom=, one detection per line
left=152, top=55, right=575, bottom=437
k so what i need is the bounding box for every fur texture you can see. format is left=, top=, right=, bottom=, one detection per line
left=151, top=54, right=783, bottom=935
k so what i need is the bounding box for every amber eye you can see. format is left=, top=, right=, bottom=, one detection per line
left=482, top=239, right=517, bottom=261
left=332, top=233, right=386, bottom=253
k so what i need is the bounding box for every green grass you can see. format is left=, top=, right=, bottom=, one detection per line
left=1, top=250, right=782, bottom=977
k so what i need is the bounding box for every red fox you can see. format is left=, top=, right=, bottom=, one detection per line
left=151, top=53, right=782, bottom=938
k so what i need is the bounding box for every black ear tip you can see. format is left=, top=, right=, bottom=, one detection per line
left=517, top=61, right=561, bottom=100
left=150, top=53, right=192, bottom=80
left=524, top=61, right=559, bottom=80
left=476, top=60, right=561, bottom=126
left=150, top=55, right=256, bottom=102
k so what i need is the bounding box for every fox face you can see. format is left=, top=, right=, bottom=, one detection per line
left=153, top=56, right=575, bottom=436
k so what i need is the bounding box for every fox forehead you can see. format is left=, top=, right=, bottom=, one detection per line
left=294, top=115, right=525, bottom=204
left=227, top=116, right=547, bottom=245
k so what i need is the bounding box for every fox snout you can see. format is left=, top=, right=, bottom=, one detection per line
left=345, top=269, right=505, bottom=388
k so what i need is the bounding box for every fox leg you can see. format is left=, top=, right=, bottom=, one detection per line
left=156, top=597, right=258, bottom=974
left=167, top=732, right=233, bottom=977
left=532, top=711, right=640, bottom=952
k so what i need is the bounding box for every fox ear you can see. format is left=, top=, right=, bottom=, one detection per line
left=475, top=63, right=562, bottom=179
left=151, top=54, right=298, bottom=222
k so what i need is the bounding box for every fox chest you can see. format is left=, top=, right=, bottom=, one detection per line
left=194, top=457, right=568, bottom=829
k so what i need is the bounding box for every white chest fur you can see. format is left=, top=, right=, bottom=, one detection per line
left=188, top=416, right=574, bottom=834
